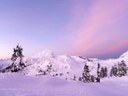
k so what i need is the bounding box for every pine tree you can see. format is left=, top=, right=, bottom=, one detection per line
left=96, top=63, right=100, bottom=82
left=10, top=44, right=26, bottom=72
left=100, top=67, right=104, bottom=78
left=82, top=63, right=91, bottom=82
left=97, top=63, right=100, bottom=77
left=118, top=60, right=127, bottom=77
left=104, top=67, right=108, bottom=77
left=110, top=65, right=118, bottom=77
left=110, top=66, right=114, bottom=77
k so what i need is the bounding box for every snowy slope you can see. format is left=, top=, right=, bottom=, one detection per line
left=0, top=49, right=128, bottom=81
left=0, top=50, right=128, bottom=96
left=0, top=59, right=12, bottom=70
left=22, top=49, right=128, bottom=81
left=0, top=73, right=128, bottom=96
left=24, top=50, right=85, bottom=80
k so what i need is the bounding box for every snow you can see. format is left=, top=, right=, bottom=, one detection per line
left=32, top=49, right=54, bottom=59
left=0, top=73, right=128, bottom=96
left=1, top=49, right=128, bottom=79
left=24, top=53, right=86, bottom=81
left=120, top=50, right=128, bottom=58
left=0, top=49, right=128, bottom=96
left=0, top=59, right=11, bottom=70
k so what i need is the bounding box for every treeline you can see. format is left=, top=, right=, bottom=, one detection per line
left=79, top=60, right=128, bottom=83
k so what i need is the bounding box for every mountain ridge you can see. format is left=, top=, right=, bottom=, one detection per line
left=0, top=49, right=128, bottom=81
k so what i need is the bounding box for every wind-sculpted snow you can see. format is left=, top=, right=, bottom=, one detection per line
left=0, top=73, right=128, bottom=96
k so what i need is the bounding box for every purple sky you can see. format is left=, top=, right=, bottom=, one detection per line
left=0, top=0, right=128, bottom=59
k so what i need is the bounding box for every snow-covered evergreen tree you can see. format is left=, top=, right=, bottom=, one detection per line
left=2, top=44, right=26, bottom=72
left=10, top=44, right=26, bottom=72
left=110, top=61, right=127, bottom=77
left=118, top=60, right=127, bottom=77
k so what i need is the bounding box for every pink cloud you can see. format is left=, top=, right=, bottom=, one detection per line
left=70, top=0, right=128, bottom=56
left=99, top=39, right=128, bottom=55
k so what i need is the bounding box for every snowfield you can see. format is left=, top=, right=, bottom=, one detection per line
left=0, top=49, right=128, bottom=96
left=0, top=73, right=128, bottom=96
left=23, top=49, right=128, bottom=80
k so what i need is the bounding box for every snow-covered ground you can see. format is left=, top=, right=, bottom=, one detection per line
left=23, top=49, right=128, bottom=80
left=0, top=73, right=128, bottom=96
left=0, top=49, right=128, bottom=96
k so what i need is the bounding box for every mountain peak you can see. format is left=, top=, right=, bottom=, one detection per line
left=32, top=49, right=54, bottom=58
left=120, top=50, right=128, bottom=58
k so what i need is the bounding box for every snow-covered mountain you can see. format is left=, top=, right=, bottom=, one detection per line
left=0, top=49, right=128, bottom=81
left=0, top=50, right=128, bottom=96
left=22, top=49, right=128, bottom=81
left=120, top=50, right=128, bottom=60
left=24, top=49, right=85, bottom=80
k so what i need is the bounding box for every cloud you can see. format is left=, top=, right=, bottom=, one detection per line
left=70, top=0, right=128, bottom=56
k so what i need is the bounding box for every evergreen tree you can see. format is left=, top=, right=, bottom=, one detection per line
left=118, top=61, right=127, bottom=77
left=110, top=61, right=127, bottom=77
left=104, top=67, right=108, bottom=77
left=100, top=67, right=108, bottom=78
left=11, top=44, right=26, bottom=72
left=80, top=63, right=96, bottom=83
left=110, top=65, right=118, bottom=77
left=97, top=63, right=100, bottom=77
left=96, top=63, right=100, bottom=82
left=82, top=64, right=90, bottom=82
left=100, top=67, right=104, bottom=78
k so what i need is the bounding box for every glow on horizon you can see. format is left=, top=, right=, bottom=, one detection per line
left=0, top=0, right=128, bottom=59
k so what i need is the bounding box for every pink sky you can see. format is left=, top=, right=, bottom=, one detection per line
left=69, top=0, right=128, bottom=58
left=0, top=0, right=128, bottom=58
